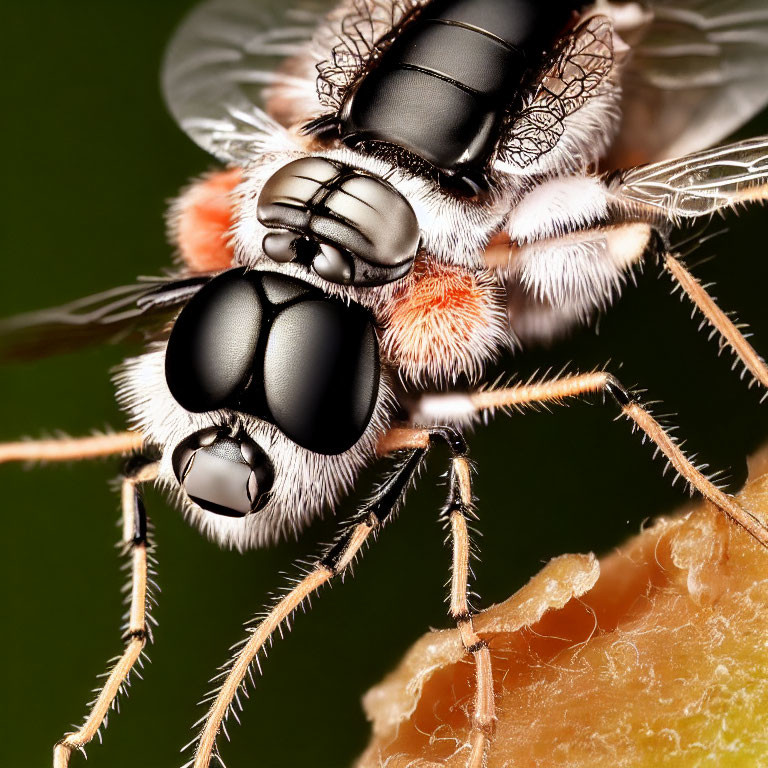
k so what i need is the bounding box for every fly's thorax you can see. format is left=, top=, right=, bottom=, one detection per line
left=335, top=0, right=579, bottom=187
left=493, top=176, right=654, bottom=346
left=233, top=147, right=509, bottom=297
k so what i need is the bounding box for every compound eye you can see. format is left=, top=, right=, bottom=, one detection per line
left=165, top=270, right=263, bottom=412
left=263, top=298, right=379, bottom=454
left=312, top=243, right=354, bottom=284
left=262, top=230, right=297, bottom=263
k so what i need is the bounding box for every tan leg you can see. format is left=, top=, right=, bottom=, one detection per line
left=664, top=253, right=768, bottom=391
left=53, top=460, right=159, bottom=768
left=456, top=372, right=768, bottom=548
left=0, top=431, right=143, bottom=465
left=189, top=447, right=428, bottom=768
left=446, top=453, right=495, bottom=767
left=190, top=428, right=494, bottom=768
left=377, top=426, right=431, bottom=455
left=373, top=427, right=499, bottom=766
left=380, top=428, right=497, bottom=764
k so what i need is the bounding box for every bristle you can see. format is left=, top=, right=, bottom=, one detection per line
left=316, top=0, right=428, bottom=113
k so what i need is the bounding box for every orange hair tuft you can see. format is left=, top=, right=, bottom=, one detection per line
left=170, top=167, right=243, bottom=273
left=382, top=261, right=507, bottom=385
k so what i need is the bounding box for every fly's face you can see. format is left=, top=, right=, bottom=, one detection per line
left=117, top=268, right=389, bottom=547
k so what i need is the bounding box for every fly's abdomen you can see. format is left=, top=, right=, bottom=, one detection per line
left=339, top=0, right=575, bottom=179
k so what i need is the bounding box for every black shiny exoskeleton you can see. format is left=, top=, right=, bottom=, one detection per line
left=257, top=156, right=420, bottom=286
left=164, top=0, right=582, bottom=516
left=165, top=269, right=380, bottom=458
left=338, top=0, right=578, bottom=186
left=171, top=428, right=275, bottom=517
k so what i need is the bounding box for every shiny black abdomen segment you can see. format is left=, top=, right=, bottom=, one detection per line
left=165, top=269, right=380, bottom=455
left=340, top=0, right=576, bottom=176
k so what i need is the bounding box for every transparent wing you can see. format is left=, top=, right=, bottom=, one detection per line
left=0, top=275, right=210, bottom=362
left=612, top=136, right=768, bottom=219
left=315, top=0, right=428, bottom=113
left=496, top=16, right=616, bottom=172
left=607, top=0, right=768, bottom=166
left=162, top=0, right=331, bottom=164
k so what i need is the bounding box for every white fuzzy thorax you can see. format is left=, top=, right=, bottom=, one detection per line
left=500, top=178, right=652, bottom=344
left=508, top=176, right=610, bottom=244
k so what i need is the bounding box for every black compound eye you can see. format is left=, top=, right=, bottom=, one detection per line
left=165, top=269, right=380, bottom=456
left=165, top=270, right=263, bottom=412
left=263, top=299, right=379, bottom=454
left=172, top=429, right=274, bottom=517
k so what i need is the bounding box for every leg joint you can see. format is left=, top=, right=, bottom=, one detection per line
left=321, top=534, right=354, bottom=574
left=121, top=628, right=148, bottom=643
left=426, top=427, right=468, bottom=457
left=466, top=638, right=488, bottom=655
left=603, top=374, right=634, bottom=408
left=122, top=454, right=157, bottom=481
left=447, top=499, right=468, bottom=515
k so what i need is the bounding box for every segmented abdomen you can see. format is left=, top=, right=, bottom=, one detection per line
left=339, top=0, right=577, bottom=180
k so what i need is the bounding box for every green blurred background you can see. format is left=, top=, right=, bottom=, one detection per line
left=2, top=2, right=768, bottom=766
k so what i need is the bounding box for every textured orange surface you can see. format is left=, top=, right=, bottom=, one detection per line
left=381, top=262, right=504, bottom=384
left=172, top=167, right=242, bottom=272
left=358, top=456, right=768, bottom=768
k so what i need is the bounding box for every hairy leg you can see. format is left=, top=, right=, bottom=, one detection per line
left=444, top=442, right=495, bottom=767
left=188, top=447, right=427, bottom=768
left=190, top=428, right=496, bottom=768
left=53, top=459, right=158, bottom=768
left=416, top=371, right=768, bottom=548
left=0, top=431, right=143, bottom=465
left=664, top=252, right=768, bottom=392
left=381, top=428, right=496, bottom=766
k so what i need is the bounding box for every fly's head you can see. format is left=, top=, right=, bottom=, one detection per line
left=116, top=268, right=390, bottom=550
